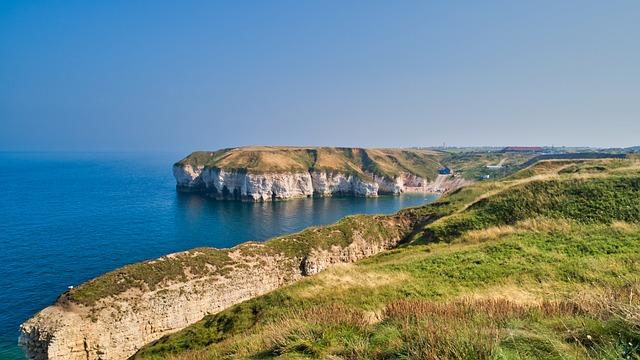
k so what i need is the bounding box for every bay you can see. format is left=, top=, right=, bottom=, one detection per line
left=0, top=152, right=437, bottom=359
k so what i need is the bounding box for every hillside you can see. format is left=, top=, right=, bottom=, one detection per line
left=175, top=146, right=549, bottom=181
left=173, top=147, right=465, bottom=201
left=171, top=147, right=551, bottom=201
left=135, top=157, right=640, bottom=360
left=21, top=149, right=557, bottom=359
left=176, top=147, right=445, bottom=180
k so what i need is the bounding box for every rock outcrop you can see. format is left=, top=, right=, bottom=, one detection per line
left=20, top=213, right=416, bottom=360
left=174, top=165, right=465, bottom=201
left=172, top=147, right=467, bottom=201
left=19, top=250, right=300, bottom=360
left=174, top=165, right=315, bottom=201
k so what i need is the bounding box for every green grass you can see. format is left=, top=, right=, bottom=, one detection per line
left=67, top=212, right=412, bottom=306
left=75, top=147, right=511, bottom=305
left=68, top=248, right=234, bottom=306
left=131, top=158, right=640, bottom=359
left=423, top=176, right=640, bottom=243
left=133, top=223, right=640, bottom=359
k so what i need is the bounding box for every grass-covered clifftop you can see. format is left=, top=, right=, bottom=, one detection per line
left=134, top=158, right=640, bottom=360
left=175, top=147, right=446, bottom=180
left=65, top=213, right=413, bottom=307
left=176, top=146, right=629, bottom=183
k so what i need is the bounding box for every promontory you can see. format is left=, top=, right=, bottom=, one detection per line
left=173, top=146, right=467, bottom=200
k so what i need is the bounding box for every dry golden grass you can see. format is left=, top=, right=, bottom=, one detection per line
left=182, top=146, right=447, bottom=178
left=570, top=282, right=640, bottom=326
left=384, top=297, right=586, bottom=323
left=611, top=221, right=640, bottom=233
left=459, top=225, right=519, bottom=243
left=313, top=148, right=363, bottom=173
left=296, top=263, right=405, bottom=299
left=274, top=303, right=370, bottom=329
left=459, top=218, right=574, bottom=243
left=365, top=149, right=403, bottom=176
left=215, top=148, right=311, bottom=172
left=165, top=349, right=213, bottom=360
left=253, top=153, right=307, bottom=171
left=459, top=219, right=638, bottom=246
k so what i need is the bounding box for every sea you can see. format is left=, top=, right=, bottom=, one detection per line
left=0, top=152, right=437, bottom=359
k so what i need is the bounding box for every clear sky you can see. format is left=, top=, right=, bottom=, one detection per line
left=1, top=1, right=638, bottom=152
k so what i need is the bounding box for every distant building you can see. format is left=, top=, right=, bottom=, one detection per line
left=501, top=146, right=544, bottom=153
left=438, top=167, right=452, bottom=175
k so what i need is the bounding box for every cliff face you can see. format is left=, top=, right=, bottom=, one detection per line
left=171, top=146, right=461, bottom=200
left=174, top=165, right=315, bottom=201
left=19, top=213, right=416, bottom=360
left=174, top=164, right=465, bottom=201
left=20, top=251, right=300, bottom=360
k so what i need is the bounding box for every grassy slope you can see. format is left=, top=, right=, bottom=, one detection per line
left=176, top=147, right=629, bottom=183
left=72, top=148, right=497, bottom=305
left=67, top=214, right=410, bottom=306
left=134, top=158, right=640, bottom=360
left=177, top=147, right=450, bottom=181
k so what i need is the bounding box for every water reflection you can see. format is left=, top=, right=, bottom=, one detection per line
left=175, top=193, right=439, bottom=249
left=0, top=151, right=439, bottom=359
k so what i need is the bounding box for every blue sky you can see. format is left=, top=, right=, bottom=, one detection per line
left=1, top=1, right=638, bottom=151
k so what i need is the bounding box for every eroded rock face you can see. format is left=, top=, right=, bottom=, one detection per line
left=19, top=215, right=415, bottom=360
left=174, top=166, right=314, bottom=201
left=19, top=250, right=302, bottom=360
left=173, top=164, right=205, bottom=190
left=310, top=171, right=379, bottom=197
left=174, top=165, right=465, bottom=201
left=301, top=224, right=402, bottom=275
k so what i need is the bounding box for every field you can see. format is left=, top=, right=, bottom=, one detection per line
left=133, top=157, right=640, bottom=359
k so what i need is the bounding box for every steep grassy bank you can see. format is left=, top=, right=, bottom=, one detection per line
left=134, top=158, right=640, bottom=360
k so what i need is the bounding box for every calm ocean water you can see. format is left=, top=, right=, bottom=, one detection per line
left=0, top=152, right=437, bottom=359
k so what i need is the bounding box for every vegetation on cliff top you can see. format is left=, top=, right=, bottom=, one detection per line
left=175, top=146, right=445, bottom=180
left=133, top=158, right=640, bottom=360
left=175, top=146, right=544, bottom=182
left=72, top=148, right=542, bottom=305
left=68, top=211, right=411, bottom=306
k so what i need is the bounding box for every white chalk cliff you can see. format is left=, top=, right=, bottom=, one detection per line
left=19, top=213, right=416, bottom=360
left=173, top=164, right=465, bottom=201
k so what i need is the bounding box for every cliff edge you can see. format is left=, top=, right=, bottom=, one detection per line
left=19, top=146, right=480, bottom=359
left=19, top=211, right=427, bottom=360
left=173, top=147, right=466, bottom=201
